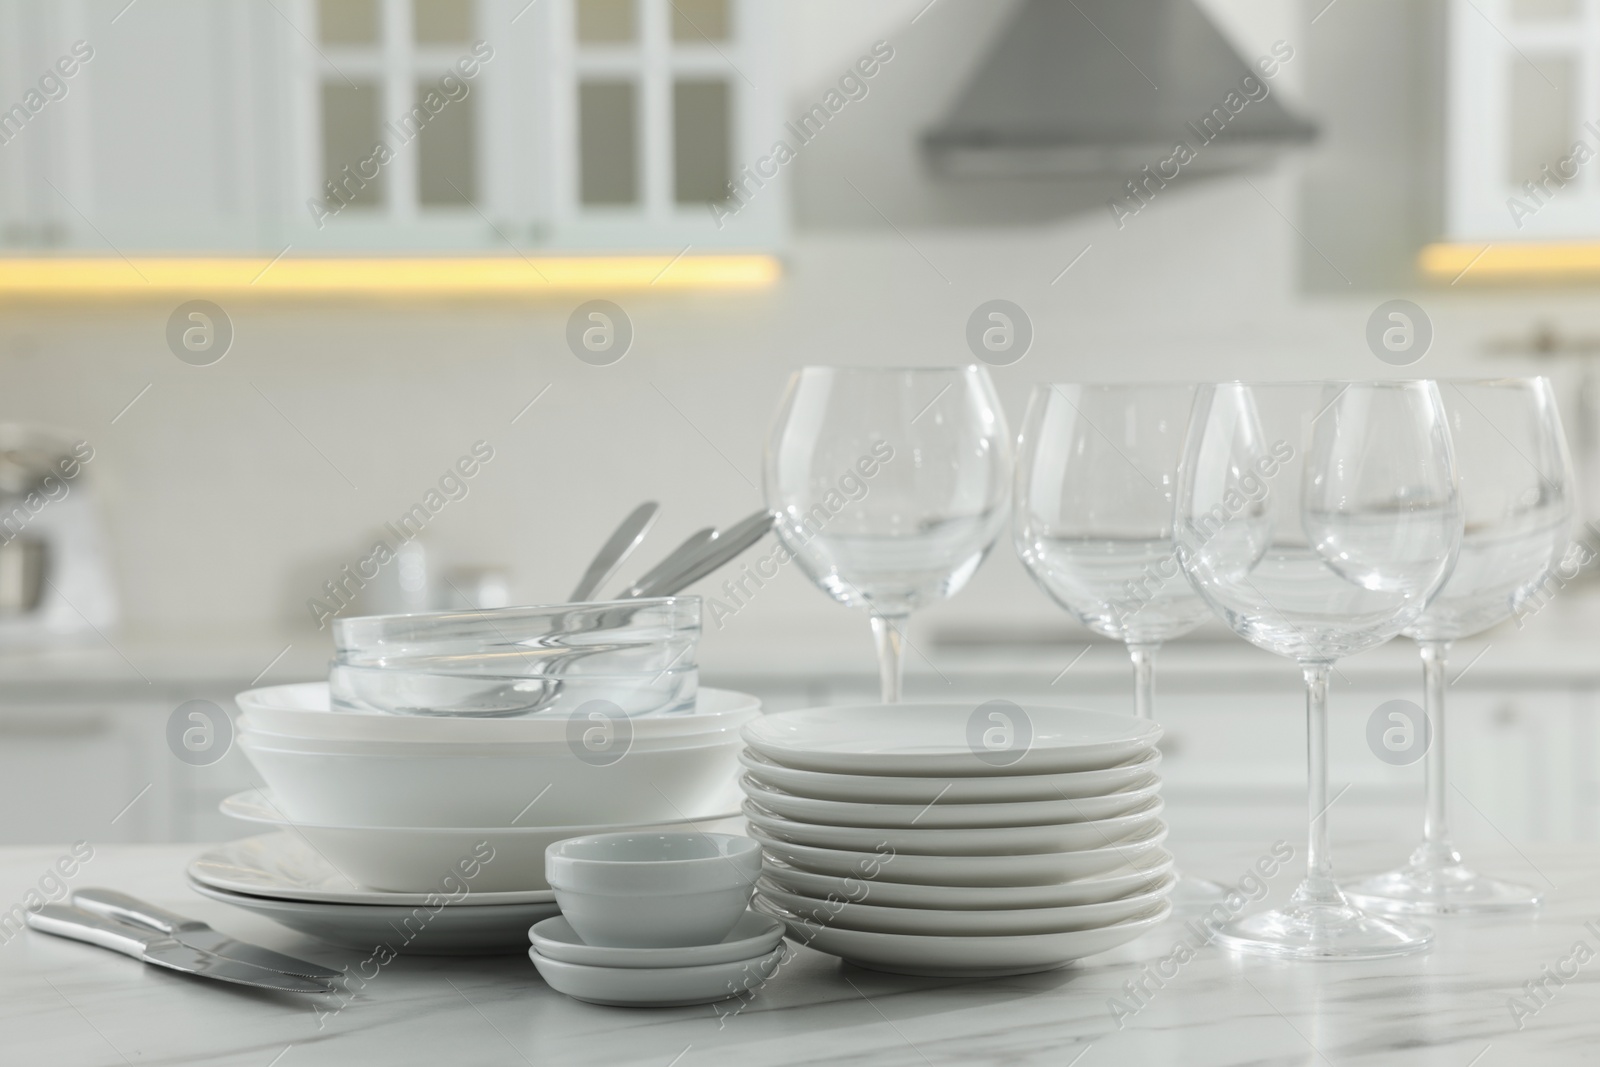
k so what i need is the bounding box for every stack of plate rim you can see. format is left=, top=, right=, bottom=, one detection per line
left=739, top=702, right=1174, bottom=977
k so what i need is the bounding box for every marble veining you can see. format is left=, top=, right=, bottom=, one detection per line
left=0, top=841, right=1598, bottom=1066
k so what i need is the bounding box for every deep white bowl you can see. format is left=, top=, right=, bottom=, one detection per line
left=235, top=683, right=760, bottom=743
left=545, top=832, right=761, bottom=948
left=237, top=731, right=746, bottom=828
left=220, top=788, right=741, bottom=893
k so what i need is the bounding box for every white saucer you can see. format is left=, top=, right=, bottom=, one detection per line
left=760, top=853, right=1176, bottom=909
left=738, top=747, right=1163, bottom=803
left=190, top=832, right=555, bottom=906
left=741, top=703, right=1162, bottom=776
left=739, top=773, right=1161, bottom=828
left=528, top=912, right=784, bottom=968
left=743, top=798, right=1165, bottom=856
left=529, top=943, right=786, bottom=1006
left=188, top=879, right=558, bottom=955
left=757, top=898, right=1171, bottom=977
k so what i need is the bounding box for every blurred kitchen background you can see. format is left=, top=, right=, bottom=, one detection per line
left=0, top=0, right=1597, bottom=869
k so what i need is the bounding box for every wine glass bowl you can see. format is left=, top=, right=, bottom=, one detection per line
left=1175, top=381, right=1462, bottom=960
left=764, top=366, right=1011, bottom=702
left=1345, top=377, right=1574, bottom=914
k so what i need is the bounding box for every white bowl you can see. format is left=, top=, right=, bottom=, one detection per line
left=545, top=832, right=761, bottom=948
left=219, top=788, right=741, bottom=893
left=234, top=683, right=761, bottom=743
left=755, top=874, right=1176, bottom=936
left=528, top=912, right=784, bottom=968
left=238, top=731, right=745, bottom=828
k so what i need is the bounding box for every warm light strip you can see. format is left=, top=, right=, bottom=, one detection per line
left=0, top=254, right=782, bottom=297
left=1418, top=241, right=1600, bottom=281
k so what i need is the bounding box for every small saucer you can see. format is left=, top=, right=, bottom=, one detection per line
left=529, top=911, right=783, bottom=968
left=529, top=943, right=786, bottom=1007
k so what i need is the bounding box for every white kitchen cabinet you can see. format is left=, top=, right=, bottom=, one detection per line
left=0, top=0, right=785, bottom=254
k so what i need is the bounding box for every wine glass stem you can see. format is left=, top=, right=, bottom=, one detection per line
left=871, top=613, right=909, bottom=704
left=1300, top=661, right=1342, bottom=905
left=1128, top=642, right=1160, bottom=721
left=1417, top=639, right=1459, bottom=866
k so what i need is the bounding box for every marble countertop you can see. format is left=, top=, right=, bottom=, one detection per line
left=3, top=840, right=1598, bottom=1066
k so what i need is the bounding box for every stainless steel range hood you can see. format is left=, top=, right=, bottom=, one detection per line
left=924, top=0, right=1316, bottom=176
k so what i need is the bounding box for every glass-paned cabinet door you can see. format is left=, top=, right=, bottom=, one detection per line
left=280, top=0, right=508, bottom=250
left=538, top=0, right=784, bottom=250
left=1448, top=0, right=1600, bottom=239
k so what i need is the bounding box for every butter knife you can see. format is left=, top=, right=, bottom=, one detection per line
left=72, top=888, right=342, bottom=981
left=629, top=511, right=775, bottom=597
left=27, top=905, right=333, bottom=994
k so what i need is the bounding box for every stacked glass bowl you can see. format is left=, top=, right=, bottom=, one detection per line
left=328, top=597, right=701, bottom=718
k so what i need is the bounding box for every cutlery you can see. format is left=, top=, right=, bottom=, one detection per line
left=26, top=904, right=334, bottom=994
left=617, top=526, right=716, bottom=598
left=570, top=501, right=660, bottom=602
left=630, top=511, right=775, bottom=597
left=72, top=888, right=342, bottom=981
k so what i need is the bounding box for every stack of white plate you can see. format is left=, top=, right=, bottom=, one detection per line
left=216, top=683, right=758, bottom=901
left=740, top=703, right=1174, bottom=977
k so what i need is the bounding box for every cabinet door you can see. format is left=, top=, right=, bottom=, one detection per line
left=0, top=703, right=162, bottom=845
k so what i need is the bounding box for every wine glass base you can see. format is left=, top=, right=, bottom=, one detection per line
left=1343, top=863, right=1543, bottom=915
left=1212, top=901, right=1433, bottom=961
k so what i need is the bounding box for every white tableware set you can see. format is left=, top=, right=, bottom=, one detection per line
left=529, top=832, right=785, bottom=1007
left=739, top=703, right=1175, bottom=976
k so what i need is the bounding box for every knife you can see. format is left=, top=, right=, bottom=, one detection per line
left=26, top=905, right=334, bottom=994
left=72, top=888, right=342, bottom=981
left=618, top=526, right=717, bottom=598
left=569, top=501, right=660, bottom=602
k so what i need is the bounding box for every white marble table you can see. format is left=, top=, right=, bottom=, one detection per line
left=1, top=840, right=1596, bottom=1066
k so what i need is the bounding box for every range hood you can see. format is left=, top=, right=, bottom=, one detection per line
left=924, top=0, right=1316, bottom=176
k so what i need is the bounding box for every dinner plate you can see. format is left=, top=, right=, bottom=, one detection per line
left=528, top=912, right=784, bottom=969
left=759, top=853, right=1176, bottom=909
left=757, top=897, right=1172, bottom=977
left=739, top=773, right=1161, bottom=829
left=742, top=799, right=1164, bottom=856
left=529, top=944, right=786, bottom=1006
left=189, top=832, right=556, bottom=906
left=738, top=747, right=1163, bottom=804
left=748, top=823, right=1169, bottom=887
left=222, top=789, right=741, bottom=893
left=742, top=704, right=1161, bottom=776
left=188, top=879, right=558, bottom=955
left=755, top=875, right=1176, bottom=936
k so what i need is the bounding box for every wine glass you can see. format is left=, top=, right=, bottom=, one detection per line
left=1014, top=382, right=1224, bottom=900
left=1345, top=378, right=1574, bottom=914
left=764, top=366, right=1012, bottom=702
left=1175, top=381, right=1461, bottom=960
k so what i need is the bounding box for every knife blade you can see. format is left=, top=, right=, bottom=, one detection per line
left=27, top=904, right=333, bottom=994
left=72, top=887, right=342, bottom=981
left=630, top=511, right=775, bottom=597
left=618, top=526, right=717, bottom=598
left=569, top=501, right=660, bottom=602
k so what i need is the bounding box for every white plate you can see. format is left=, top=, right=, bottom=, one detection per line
left=190, top=831, right=555, bottom=906
left=757, top=897, right=1172, bottom=977
left=749, top=823, right=1169, bottom=887
left=742, top=703, right=1161, bottom=777
left=755, top=874, right=1176, bottom=936
left=739, top=773, right=1161, bottom=829
left=529, top=943, right=785, bottom=1006
left=528, top=912, right=784, bottom=969
left=236, top=683, right=761, bottom=744
left=188, top=879, right=558, bottom=955
left=759, top=853, right=1175, bottom=909
left=222, top=789, right=741, bottom=893
left=739, top=747, right=1162, bottom=803
left=742, top=799, right=1164, bottom=856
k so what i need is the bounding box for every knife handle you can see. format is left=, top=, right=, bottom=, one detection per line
left=72, top=888, right=196, bottom=936
left=26, top=904, right=152, bottom=960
